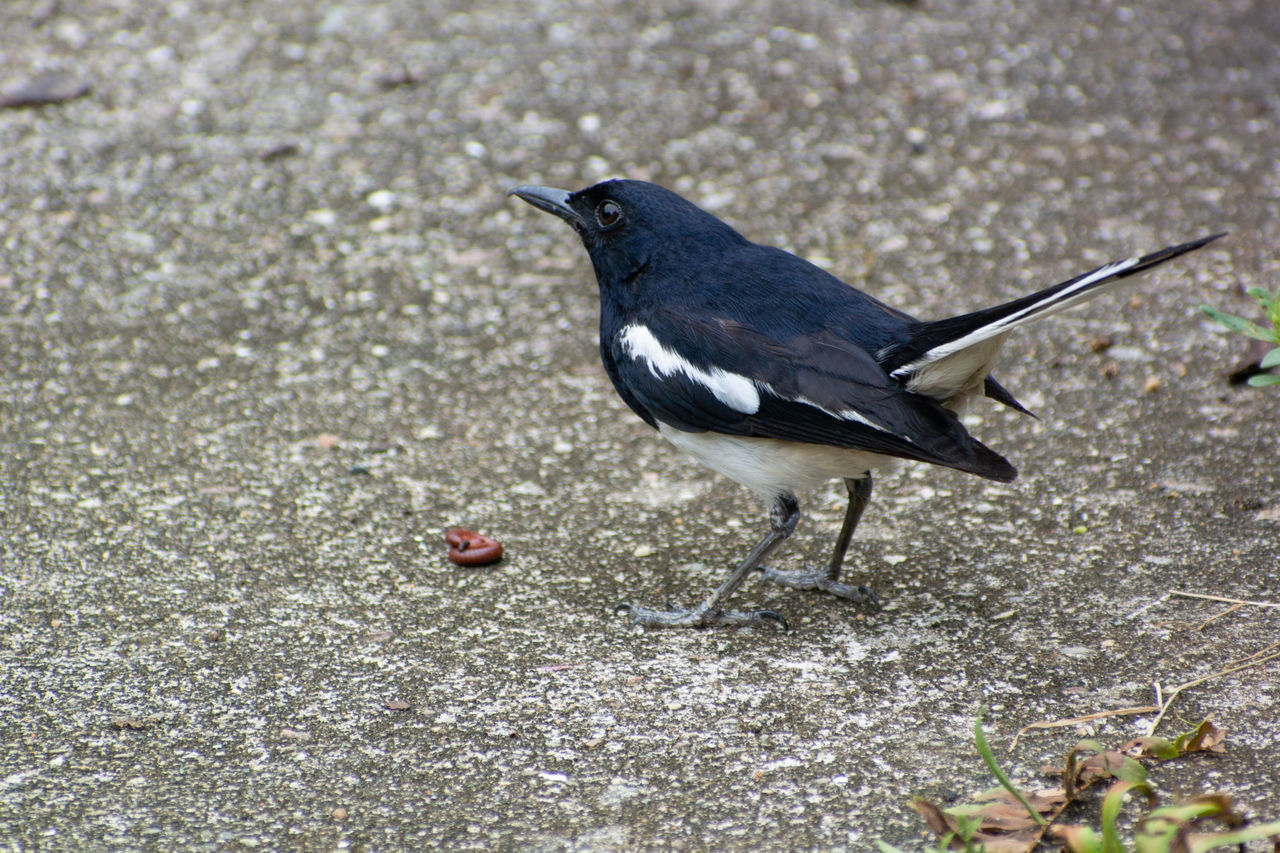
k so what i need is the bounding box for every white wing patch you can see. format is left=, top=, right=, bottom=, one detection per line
left=619, top=324, right=761, bottom=415
left=619, top=323, right=910, bottom=439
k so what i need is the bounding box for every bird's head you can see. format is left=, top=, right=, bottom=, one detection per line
left=508, top=179, right=741, bottom=287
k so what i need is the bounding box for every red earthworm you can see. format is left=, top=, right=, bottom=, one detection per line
left=444, top=528, right=503, bottom=566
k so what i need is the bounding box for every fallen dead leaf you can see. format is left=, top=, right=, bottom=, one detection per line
left=912, top=721, right=1231, bottom=852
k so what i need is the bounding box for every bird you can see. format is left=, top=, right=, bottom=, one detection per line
left=508, top=179, right=1221, bottom=630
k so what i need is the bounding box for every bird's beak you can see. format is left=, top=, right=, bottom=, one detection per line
left=507, top=184, right=586, bottom=229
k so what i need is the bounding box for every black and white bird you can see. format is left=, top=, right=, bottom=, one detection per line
left=509, top=179, right=1220, bottom=630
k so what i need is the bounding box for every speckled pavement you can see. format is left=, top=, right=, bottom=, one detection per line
left=2, top=1, right=1278, bottom=849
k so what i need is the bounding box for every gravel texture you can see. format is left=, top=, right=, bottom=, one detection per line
left=2, top=0, right=1278, bottom=850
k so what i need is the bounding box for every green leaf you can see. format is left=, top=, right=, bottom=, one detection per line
left=1189, top=819, right=1280, bottom=852
left=1135, top=736, right=1180, bottom=760
left=952, top=813, right=983, bottom=844
left=1245, top=286, right=1276, bottom=310
left=875, top=841, right=910, bottom=853
left=1100, top=781, right=1152, bottom=853
left=1110, top=756, right=1149, bottom=784
left=1199, top=305, right=1277, bottom=341
left=974, top=709, right=1048, bottom=826
left=1071, top=739, right=1108, bottom=758
left=1135, top=813, right=1180, bottom=853
left=1058, top=824, right=1105, bottom=853
left=1145, top=798, right=1227, bottom=824
left=1259, top=347, right=1280, bottom=370
left=1247, top=373, right=1280, bottom=387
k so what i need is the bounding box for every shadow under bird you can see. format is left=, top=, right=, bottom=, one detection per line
left=509, top=179, right=1221, bottom=630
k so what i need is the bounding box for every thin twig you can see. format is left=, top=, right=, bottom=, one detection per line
left=1169, top=590, right=1280, bottom=610
left=1195, top=602, right=1245, bottom=631
left=1010, top=706, right=1160, bottom=750
left=1148, top=644, right=1280, bottom=736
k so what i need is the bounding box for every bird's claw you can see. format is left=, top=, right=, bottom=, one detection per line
left=754, top=609, right=790, bottom=631
left=853, top=585, right=881, bottom=609
left=758, top=567, right=881, bottom=608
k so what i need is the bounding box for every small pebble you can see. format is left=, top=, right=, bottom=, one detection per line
left=366, top=189, right=397, bottom=211
left=0, top=72, right=90, bottom=109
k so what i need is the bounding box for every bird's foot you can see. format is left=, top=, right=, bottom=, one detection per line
left=758, top=567, right=880, bottom=607
left=614, top=602, right=788, bottom=631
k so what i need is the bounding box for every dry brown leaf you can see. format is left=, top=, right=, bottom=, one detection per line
left=1182, top=720, right=1227, bottom=753
left=910, top=798, right=951, bottom=837
left=1063, top=749, right=1132, bottom=792
left=973, top=786, right=1068, bottom=812
left=983, top=826, right=1043, bottom=849
left=913, top=788, right=1061, bottom=851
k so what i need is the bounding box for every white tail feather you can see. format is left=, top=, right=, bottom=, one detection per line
left=892, top=257, right=1140, bottom=401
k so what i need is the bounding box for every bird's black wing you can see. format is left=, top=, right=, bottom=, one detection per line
left=607, top=308, right=1015, bottom=482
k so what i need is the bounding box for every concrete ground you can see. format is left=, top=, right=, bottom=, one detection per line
left=2, top=0, right=1278, bottom=849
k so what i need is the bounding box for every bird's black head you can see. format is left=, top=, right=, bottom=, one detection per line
left=508, top=179, right=743, bottom=289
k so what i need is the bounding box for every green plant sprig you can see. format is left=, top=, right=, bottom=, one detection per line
left=1199, top=286, right=1280, bottom=387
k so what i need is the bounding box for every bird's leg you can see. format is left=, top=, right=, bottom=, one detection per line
left=616, top=495, right=800, bottom=629
left=759, top=476, right=879, bottom=606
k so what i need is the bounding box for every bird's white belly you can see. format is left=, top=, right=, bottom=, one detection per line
left=657, top=423, right=896, bottom=500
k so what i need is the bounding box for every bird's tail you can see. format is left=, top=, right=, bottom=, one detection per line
left=881, top=233, right=1224, bottom=400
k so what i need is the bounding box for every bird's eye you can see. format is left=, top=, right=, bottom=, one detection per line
left=595, top=200, right=623, bottom=229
